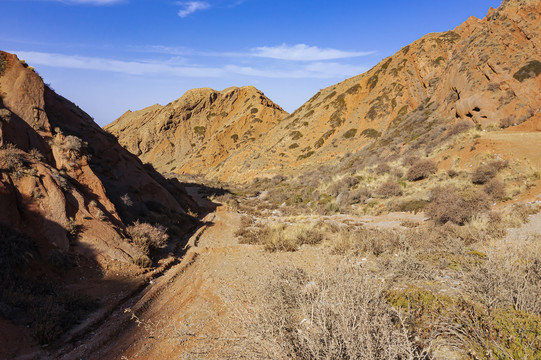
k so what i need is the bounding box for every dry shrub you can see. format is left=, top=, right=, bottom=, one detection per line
left=398, top=199, right=429, bottom=214
left=127, top=221, right=169, bottom=255
left=132, top=255, right=152, bottom=268
left=471, top=164, right=497, bottom=185
left=483, top=178, right=505, bottom=200
left=431, top=242, right=541, bottom=359
left=28, top=148, right=44, bottom=162
left=447, top=169, right=459, bottom=178
left=447, top=119, right=473, bottom=136
left=241, top=264, right=422, bottom=359
left=327, top=176, right=359, bottom=196
left=502, top=203, right=540, bottom=227
left=375, top=180, right=403, bottom=198
left=332, top=227, right=412, bottom=256
left=402, top=154, right=421, bottom=166
left=407, top=159, right=438, bottom=181
left=235, top=216, right=269, bottom=245
left=426, top=185, right=490, bottom=225
left=236, top=220, right=324, bottom=251
left=0, top=143, right=25, bottom=176
left=375, top=162, right=391, bottom=175
left=264, top=223, right=325, bottom=252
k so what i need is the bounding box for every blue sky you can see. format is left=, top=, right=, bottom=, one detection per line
left=1, top=0, right=501, bottom=126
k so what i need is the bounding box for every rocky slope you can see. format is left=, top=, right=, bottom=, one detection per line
left=109, top=0, right=540, bottom=183
left=0, top=50, right=198, bottom=354
left=105, top=86, right=288, bottom=178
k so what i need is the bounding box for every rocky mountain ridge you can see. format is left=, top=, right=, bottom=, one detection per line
left=105, top=86, right=288, bottom=178
left=109, top=0, right=540, bottom=183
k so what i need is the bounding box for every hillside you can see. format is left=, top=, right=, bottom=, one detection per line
left=108, top=0, right=540, bottom=184
left=0, top=50, right=199, bottom=356
left=104, top=86, right=288, bottom=178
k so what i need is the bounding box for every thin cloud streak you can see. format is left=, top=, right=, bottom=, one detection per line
left=14, top=51, right=224, bottom=77
left=252, top=44, right=375, bottom=61
left=13, top=51, right=368, bottom=79
left=177, top=1, right=211, bottom=18
left=141, top=44, right=375, bottom=61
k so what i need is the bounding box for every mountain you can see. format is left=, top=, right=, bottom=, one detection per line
left=104, top=86, right=288, bottom=180
left=109, top=0, right=540, bottom=183
left=0, top=50, right=199, bottom=350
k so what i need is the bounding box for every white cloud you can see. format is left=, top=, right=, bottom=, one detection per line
left=225, top=63, right=367, bottom=79
left=12, top=51, right=367, bottom=79
left=252, top=44, right=374, bottom=61
left=14, top=51, right=224, bottom=77
left=177, top=1, right=211, bottom=18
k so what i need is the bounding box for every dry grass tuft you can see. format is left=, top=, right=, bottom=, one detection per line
left=127, top=220, right=169, bottom=255
left=239, top=263, right=424, bottom=359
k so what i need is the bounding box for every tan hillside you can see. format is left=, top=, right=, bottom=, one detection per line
left=104, top=86, right=288, bottom=177
left=225, top=0, right=541, bottom=182
left=109, top=0, right=540, bottom=184
left=0, top=50, right=199, bottom=354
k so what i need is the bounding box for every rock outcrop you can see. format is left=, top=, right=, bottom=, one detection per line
left=105, top=86, right=288, bottom=178
left=0, top=50, right=197, bottom=267
left=109, top=0, right=540, bottom=183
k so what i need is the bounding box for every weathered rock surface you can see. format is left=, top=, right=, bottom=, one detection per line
left=105, top=86, right=288, bottom=179
left=0, top=50, right=197, bottom=266
left=109, top=0, right=540, bottom=183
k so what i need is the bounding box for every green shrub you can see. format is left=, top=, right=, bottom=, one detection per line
left=194, top=126, right=206, bottom=136
left=231, top=134, right=239, bottom=142
left=360, top=128, right=381, bottom=139
left=367, top=74, right=379, bottom=90
left=343, top=128, right=357, bottom=139
left=290, top=131, right=303, bottom=140
left=346, top=84, right=361, bottom=94
left=513, top=60, right=541, bottom=82
left=289, top=143, right=299, bottom=149
left=297, top=151, right=314, bottom=161
left=250, top=108, right=259, bottom=114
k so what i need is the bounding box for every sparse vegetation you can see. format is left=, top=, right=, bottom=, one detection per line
left=513, top=60, right=541, bottom=82
left=0, top=143, right=25, bottom=177
left=343, top=128, right=357, bottom=139
left=127, top=221, right=169, bottom=255
left=194, top=126, right=206, bottom=136
left=375, top=180, right=403, bottom=198
left=407, top=159, right=438, bottom=181
left=360, top=128, right=381, bottom=139
left=426, top=185, right=491, bottom=225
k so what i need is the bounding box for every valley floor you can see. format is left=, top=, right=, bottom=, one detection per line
left=46, top=184, right=541, bottom=360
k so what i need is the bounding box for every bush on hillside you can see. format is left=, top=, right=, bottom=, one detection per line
left=426, top=185, right=491, bottom=225
left=406, top=159, right=438, bottom=181
left=375, top=181, right=403, bottom=198
left=127, top=221, right=169, bottom=255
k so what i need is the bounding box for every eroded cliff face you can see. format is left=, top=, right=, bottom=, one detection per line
left=105, top=86, right=288, bottom=178
left=221, top=0, right=540, bottom=181
left=109, top=0, right=540, bottom=183
left=0, top=51, right=197, bottom=267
